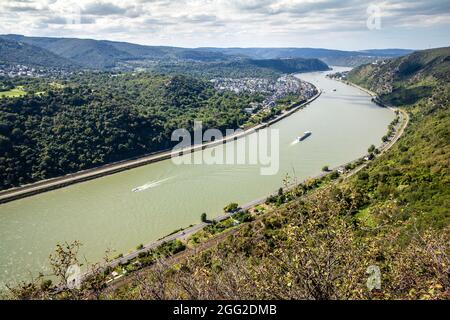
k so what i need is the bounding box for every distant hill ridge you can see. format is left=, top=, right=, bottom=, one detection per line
left=0, top=34, right=238, bottom=69
left=0, top=34, right=412, bottom=72
left=194, top=47, right=413, bottom=66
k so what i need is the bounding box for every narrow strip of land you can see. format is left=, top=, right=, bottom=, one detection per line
left=0, top=90, right=322, bottom=204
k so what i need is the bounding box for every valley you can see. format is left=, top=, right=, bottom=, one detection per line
left=0, top=29, right=448, bottom=301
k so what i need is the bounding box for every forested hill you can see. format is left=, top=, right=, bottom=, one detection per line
left=152, top=57, right=329, bottom=79
left=346, top=47, right=449, bottom=227
left=347, top=46, right=450, bottom=106
left=0, top=38, right=77, bottom=69
left=0, top=74, right=264, bottom=190
left=0, top=34, right=190, bottom=69
left=0, top=34, right=328, bottom=75
left=249, top=57, right=329, bottom=73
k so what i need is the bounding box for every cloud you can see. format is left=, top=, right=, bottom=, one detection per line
left=143, top=18, right=175, bottom=26
left=177, top=14, right=225, bottom=26
left=82, top=2, right=127, bottom=16
left=183, top=14, right=218, bottom=23
left=3, top=1, right=46, bottom=12
left=5, top=5, right=40, bottom=12
left=230, top=0, right=274, bottom=12
left=42, top=15, right=96, bottom=24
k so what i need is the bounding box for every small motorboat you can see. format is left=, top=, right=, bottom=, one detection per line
left=298, top=131, right=312, bottom=141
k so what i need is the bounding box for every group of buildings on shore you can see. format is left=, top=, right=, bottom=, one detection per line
left=210, top=75, right=317, bottom=113
left=0, top=64, right=71, bottom=78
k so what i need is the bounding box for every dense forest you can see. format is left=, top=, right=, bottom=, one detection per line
left=0, top=73, right=265, bottom=189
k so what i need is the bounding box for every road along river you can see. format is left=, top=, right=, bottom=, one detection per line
left=0, top=67, right=394, bottom=287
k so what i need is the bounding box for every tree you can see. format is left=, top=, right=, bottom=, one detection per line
left=329, top=171, right=339, bottom=179
left=224, top=202, right=239, bottom=213
left=277, top=187, right=283, bottom=196
left=48, top=241, right=82, bottom=290
left=368, top=144, right=376, bottom=153
left=201, top=212, right=207, bottom=223
left=322, top=165, right=329, bottom=172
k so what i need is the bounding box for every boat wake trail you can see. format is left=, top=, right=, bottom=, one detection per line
left=132, top=177, right=172, bottom=192
left=290, top=139, right=299, bottom=146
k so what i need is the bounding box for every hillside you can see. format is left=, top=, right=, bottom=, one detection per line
left=0, top=34, right=178, bottom=69
left=0, top=38, right=77, bottom=69
left=347, top=47, right=450, bottom=104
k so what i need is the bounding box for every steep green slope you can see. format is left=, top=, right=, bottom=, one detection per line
left=347, top=47, right=450, bottom=231
left=0, top=35, right=134, bottom=68
left=347, top=47, right=450, bottom=104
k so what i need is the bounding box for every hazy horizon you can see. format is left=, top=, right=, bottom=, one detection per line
left=1, top=0, right=449, bottom=51
left=1, top=33, right=421, bottom=51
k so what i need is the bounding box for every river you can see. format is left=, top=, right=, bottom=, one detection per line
left=0, top=67, right=394, bottom=287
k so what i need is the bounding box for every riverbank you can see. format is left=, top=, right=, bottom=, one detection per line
left=343, top=80, right=377, bottom=97
left=0, top=89, right=322, bottom=204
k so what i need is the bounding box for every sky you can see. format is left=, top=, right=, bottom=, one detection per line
left=0, top=0, right=449, bottom=50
